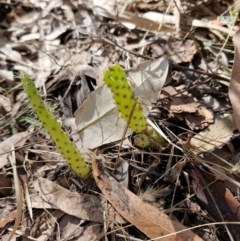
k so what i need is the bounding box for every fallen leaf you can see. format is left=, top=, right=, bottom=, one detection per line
left=75, top=58, right=169, bottom=149
left=185, top=106, right=214, bottom=130
left=30, top=193, right=57, bottom=209
left=189, top=169, right=240, bottom=241
left=76, top=84, right=131, bottom=148
left=92, top=158, right=204, bottom=241
left=190, top=115, right=237, bottom=154
left=0, top=95, right=12, bottom=113
left=161, top=86, right=214, bottom=130
left=229, top=29, right=240, bottom=132
left=165, top=39, right=197, bottom=63
left=65, top=223, right=103, bottom=241
left=58, top=214, right=83, bottom=239
left=0, top=132, right=30, bottom=169
left=128, top=57, right=170, bottom=105
left=0, top=210, right=17, bottom=233
left=33, top=177, right=103, bottom=223
left=30, top=210, right=64, bottom=238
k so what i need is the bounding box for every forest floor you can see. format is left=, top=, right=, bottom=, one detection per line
left=1, top=0, right=240, bottom=241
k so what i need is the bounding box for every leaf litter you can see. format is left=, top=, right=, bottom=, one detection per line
left=1, top=0, right=240, bottom=241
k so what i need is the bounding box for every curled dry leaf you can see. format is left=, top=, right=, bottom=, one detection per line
left=92, top=158, right=204, bottom=241
left=185, top=106, right=214, bottom=130
left=161, top=86, right=214, bottom=130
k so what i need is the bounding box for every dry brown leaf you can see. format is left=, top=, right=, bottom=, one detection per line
left=0, top=95, right=12, bottom=113
left=0, top=210, right=17, bottom=233
left=185, top=106, right=214, bottom=130
left=33, top=177, right=103, bottom=223
left=229, top=29, right=240, bottom=132
left=162, top=87, right=196, bottom=115
left=171, top=98, right=198, bottom=113
left=30, top=210, right=64, bottom=238
left=190, top=115, right=237, bottom=154
left=92, top=158, right=204, bottom=241
left=30, top=193, right=57, bottom=209
left=58, top=215, right=82, bottom=239
left=190, top=169, right=240, bottom=240
left=161, top=86, right=214, bottom=130
left=0, top=132, right=30, bottom=169
left=65, top=223, right=102, bottom=241
left=165, top=39, right=197, bottom=63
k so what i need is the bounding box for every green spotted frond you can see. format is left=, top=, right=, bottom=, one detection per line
left=104, top=64, right=147, bottom=133
left=20, top=73, right=90, bottom=178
